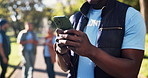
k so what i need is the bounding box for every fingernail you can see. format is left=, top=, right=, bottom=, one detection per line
left=59, top=34, right=62, bottom=36
left=56, top=36, right=63, bottom=40
left=64, top=30, right=68, bottom=33
left=56, top=39, right=59, bottom=42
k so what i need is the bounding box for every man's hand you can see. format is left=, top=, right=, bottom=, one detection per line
left=57, top=29, right=94, bottom=56
left=27, top=40, right=38, bottom=45
left=54, top=29, right=72, bottom=72
left=55, top=29, right=70, bottom=54
left=27, top=40, right=34, bottom=43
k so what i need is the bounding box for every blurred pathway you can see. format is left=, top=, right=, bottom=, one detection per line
left=11, top=46, right=68, bottom=78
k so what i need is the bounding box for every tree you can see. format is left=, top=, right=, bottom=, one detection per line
left=139, top=0, right=148, bottom=33
left=0, top=0, right=11, bottom=20
left=118, top=0, right=140, bottom=10
left=0, top=0, right=53, bottom=37
left=8, top=0, right=46, bottom=37
left=52, top=0, right=85, bottom=17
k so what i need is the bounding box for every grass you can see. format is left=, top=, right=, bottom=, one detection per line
left=139, top=34, right=148, bottom=78
left=0, top=42, right=21, bottom=77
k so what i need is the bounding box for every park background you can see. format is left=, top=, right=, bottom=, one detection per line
left=0, top=0, right=148, bottom=78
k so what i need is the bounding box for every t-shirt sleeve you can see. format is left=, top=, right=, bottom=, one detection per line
left=0, top=34, right=3, bottom=44
left=17, top=31, right=24, bottom=43
left=122, top=7, right=146, bottom=50
left=35, top=34, right=39, bottom=41
left=52, top=36, right=56, bottom=44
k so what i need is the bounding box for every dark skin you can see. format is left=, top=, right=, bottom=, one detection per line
left=0, top=23, right=9, bottom=64
left=56, top=29, right=144, bottom=78
left=55, top=0, right=144, bottom=77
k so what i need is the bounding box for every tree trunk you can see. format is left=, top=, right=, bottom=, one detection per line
left=12, top=26, right=18, bottom=38
left=139, top=0, right=148, bottom=33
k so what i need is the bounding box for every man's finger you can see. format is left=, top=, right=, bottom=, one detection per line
left=59, top=34, right=81, bottom=42
left=55, top=43, right=68, bottom=53
left=67, top=46, right=78, bottom=52
left=64, top=29, right=82, bottom=36
left=56, top=29, right=64, bottom=36
left=58, top=40, right=80, bottom=47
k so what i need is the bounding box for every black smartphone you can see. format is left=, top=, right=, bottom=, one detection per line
left=53, top=16, right=73, bottom=30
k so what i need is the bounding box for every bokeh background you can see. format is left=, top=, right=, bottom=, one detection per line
left=0, top=0, right=148, bottom=78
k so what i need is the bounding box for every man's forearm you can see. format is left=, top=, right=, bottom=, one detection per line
left=33, top=40, right=38, bottom=45
left=20, top=40, right=38, bottom=45
left=88, top=46, right=143, bottom=78
left=56, top=52, right=71, bottom=72
left=20, top=41, right=28, bottom=45
left=0, top=45, right=6, bottom=58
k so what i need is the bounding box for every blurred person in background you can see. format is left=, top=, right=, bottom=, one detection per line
left=0, top=19, right=11, bottom=78
left=43, top=27, right=56, bottom=78
left=17, top=22, right=38, bottom=78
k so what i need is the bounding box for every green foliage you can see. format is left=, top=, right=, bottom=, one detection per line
left=0, top=0, right=53, bottom=37
left=0, top=0, right=11, bottom=19
left=118, top=0, right=140, bottom=10
left=52, top=0, right=85, bottom=17
left=6, top=42, right=20, bottom=77
left=0, top=42, right=20, bottom=78
left=52, top=0, right=140, bottom=18
left=139, top=34, right=148, bottom=77
left=0, top=0, right=141, bottom=37
left=52, top=2, right=65, bottom=16
left=70, top=0, right=86, bottom=15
